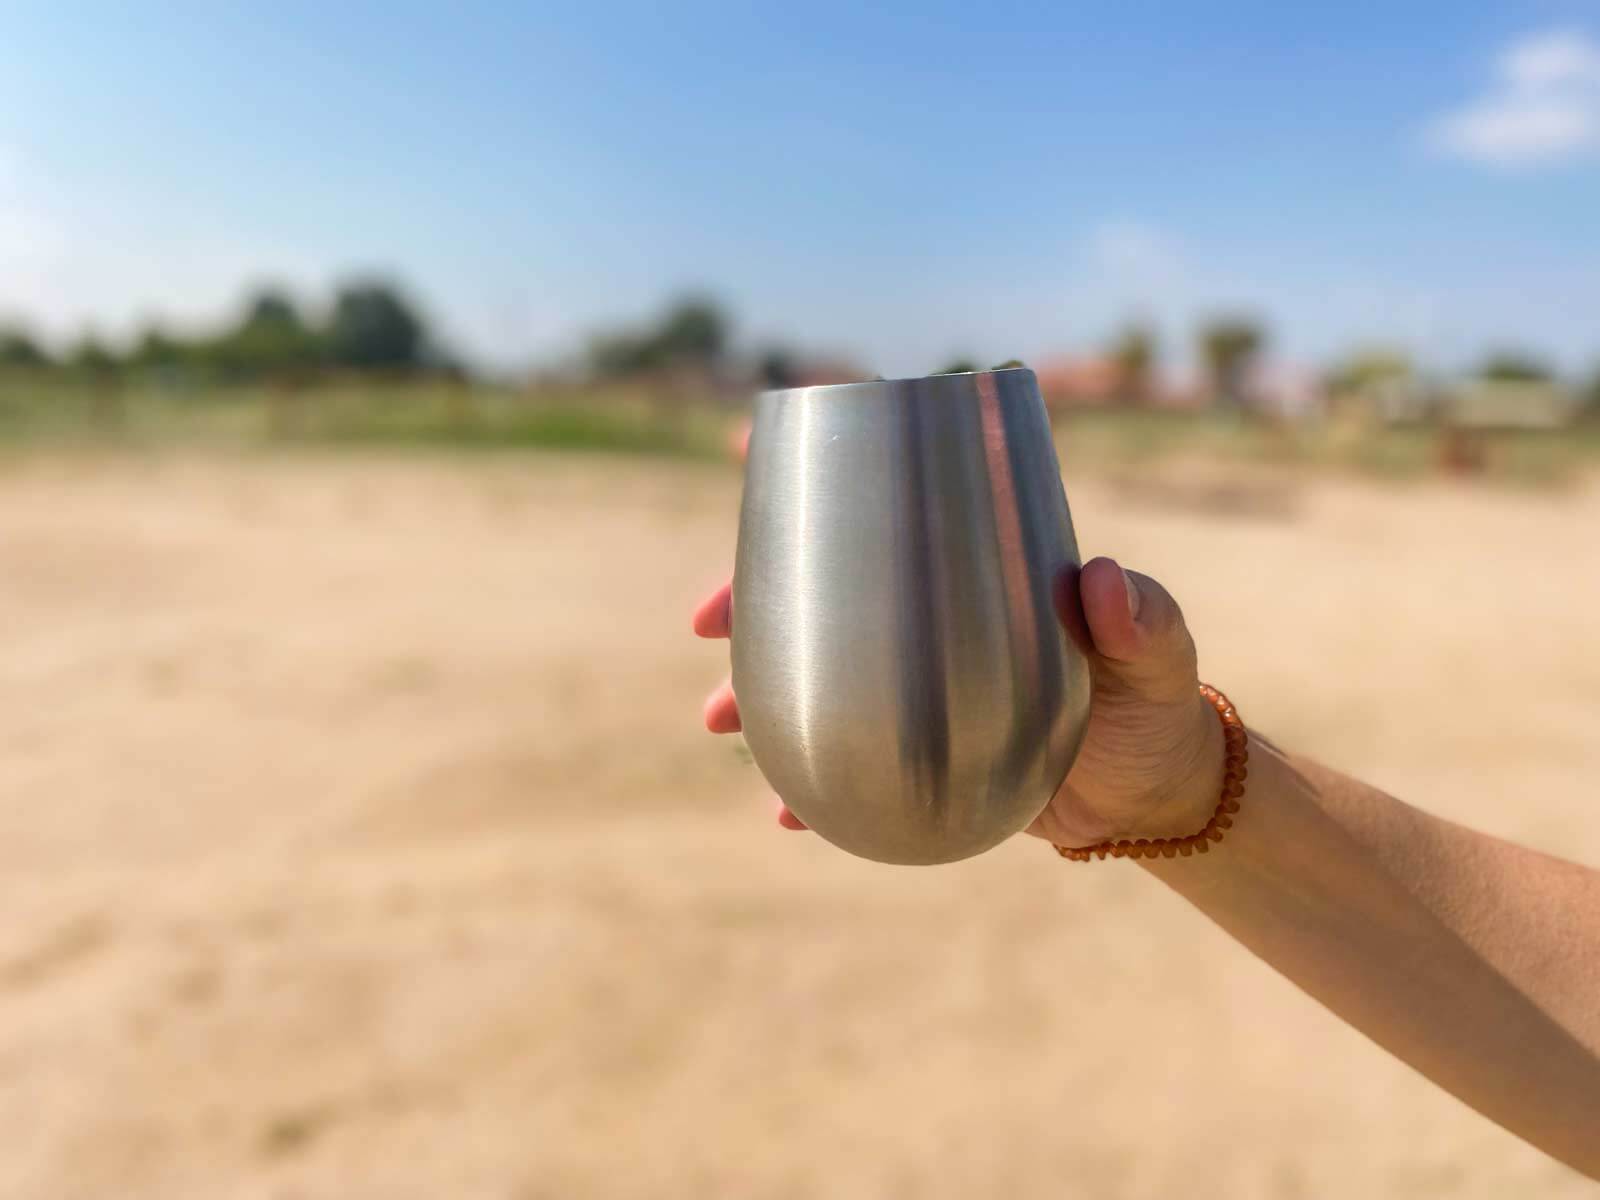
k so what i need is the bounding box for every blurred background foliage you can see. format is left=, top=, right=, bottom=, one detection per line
left=2, top=280, right=1595, bottom=485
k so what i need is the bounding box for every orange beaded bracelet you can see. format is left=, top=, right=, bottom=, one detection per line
left=1053, top=683, right=1247, bottom=862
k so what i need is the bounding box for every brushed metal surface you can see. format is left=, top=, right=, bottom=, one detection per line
left=731, top=368, right=1091, bottom=865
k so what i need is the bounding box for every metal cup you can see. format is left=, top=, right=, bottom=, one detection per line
left=731, top=368, right=1091, bottom=864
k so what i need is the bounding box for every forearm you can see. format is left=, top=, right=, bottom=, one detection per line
left=1141, top=736, right=1600, bottom=1177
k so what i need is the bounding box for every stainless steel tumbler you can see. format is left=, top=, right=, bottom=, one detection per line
left=731, top=368, right=1091, bottom=864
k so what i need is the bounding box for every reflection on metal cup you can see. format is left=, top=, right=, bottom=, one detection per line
left=732, top=368, right=1091, bottom=864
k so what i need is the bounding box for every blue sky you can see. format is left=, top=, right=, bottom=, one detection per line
left=3, top=1, right=1598, bottom=376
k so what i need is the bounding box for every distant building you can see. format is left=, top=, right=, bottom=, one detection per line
left=1364, top=375, right=1444, bottom=425
left=1244, top=361, right=1328, bottom=423
left=1147, top=364, right=1208, bottom=410
left=1033, top=356, right=1124, bottom=410
left=1033, top=354, right=1339, bottom=421
left=1444, top=379, right=1576, bottom=430
left=1341, top=376, right=1578, bottom=429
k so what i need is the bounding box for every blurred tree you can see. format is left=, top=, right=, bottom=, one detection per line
left=128, top=324, right=187, bottom=370
left=66, top=332, right=117, bottom=374
left=588, top=295, right=730, bottom=380
left=1479, top=352, right=1553, bottom=383
left=588, top=332, right=655, bottom=377
left=1328, top=347, right=1412, bottom=394
left=758, top=346, right=798, bottom=388
left=0, top=325, right=50, bottom=367
left=245, top=291, right=298, bottom=326
left=66, top=331, right=123, bottom=429
left=1198, top=317, right=1265, bottom=407
left=326, top=281, right=426, bottom=369
left=990, top=358, right=1026, bottom=369
left=1108, top=324, right=1156, bottom=404
left=934, top=359, right=978, bottom=375
left=216, top=288, right=324, bottom=377
left=653, top=295, right=727, bottom=366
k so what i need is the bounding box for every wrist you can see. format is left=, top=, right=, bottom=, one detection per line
left=1124, top=691, right=1227, bottom=841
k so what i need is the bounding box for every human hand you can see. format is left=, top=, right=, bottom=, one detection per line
left=692, top=558, right=1224, bottom=848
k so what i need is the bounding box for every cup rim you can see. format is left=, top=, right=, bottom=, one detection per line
left=759, top=365, right=1035, bottom=400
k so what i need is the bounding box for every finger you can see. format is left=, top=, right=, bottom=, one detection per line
left=1080, top=556, right=1141, bottom=659
left=691, top=581, right=733, bottom=639
left=775, top=800, right=809, bottom=830
left=703, top=680, right=742, bottom=732
left=1052, top=563, right=1094, bottom=657
left=728, top=419, right=752, bottom=464
left=1078, top=556, right=1197, bottom=701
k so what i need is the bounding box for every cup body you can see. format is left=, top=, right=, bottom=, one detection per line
left=732, top=368, right=1090, bottom=864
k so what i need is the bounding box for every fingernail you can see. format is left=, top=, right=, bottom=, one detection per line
left=1122, top=568, right=1142, bottom=620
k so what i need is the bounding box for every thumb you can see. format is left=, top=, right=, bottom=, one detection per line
left=1073, top=556, right=1199, bottom=703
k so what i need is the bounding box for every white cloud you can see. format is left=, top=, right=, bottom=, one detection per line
left=1503, top=29, right=1600, bottom=88
left=1427, top=29, right=1600, bottom=167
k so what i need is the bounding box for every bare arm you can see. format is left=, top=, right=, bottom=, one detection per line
left=1144, top=738, right=1600, bottom=1174
left=693, top=556, right=1600, bottom=1177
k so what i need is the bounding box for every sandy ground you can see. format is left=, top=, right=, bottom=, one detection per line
left=0, top=448, right=1596, bottom=1199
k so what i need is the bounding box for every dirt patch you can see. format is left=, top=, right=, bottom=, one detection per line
left=0, top=451, right=1594, bottom=1198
